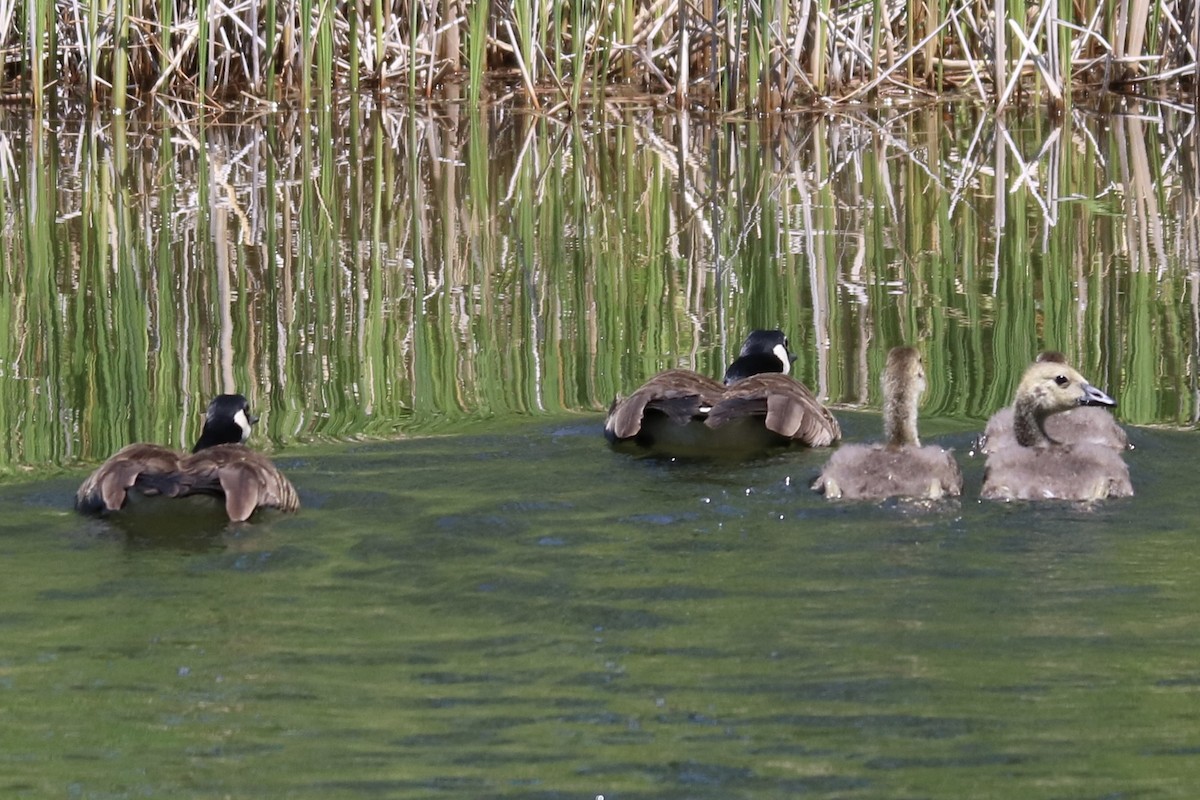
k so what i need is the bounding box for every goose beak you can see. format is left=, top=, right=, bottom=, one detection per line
left=248, top=413, right=260, bottom=425
left=1080, top=383, right=1117, bottom=408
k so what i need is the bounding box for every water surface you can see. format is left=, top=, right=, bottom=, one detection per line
left=2, top=412, right=1198, bottom=798
left=1, top=101, right=1199, bottom=796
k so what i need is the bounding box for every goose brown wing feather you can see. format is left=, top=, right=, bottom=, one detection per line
left=605, top=370, right=725, bottom=440
left=766, top=392, right=841, bottom=447
left=706, top=374, right=841, bottom=447
left=178, top=445, right=301, bottom=519
left=219, top=462, right=264, bottom=523
left=76, top=444, right=183, bottom=513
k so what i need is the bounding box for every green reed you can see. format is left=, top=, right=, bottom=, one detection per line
left=318, top=0, right=334, bottom=108
left=466, top=0, right=488, bottom=105
left=112, top=0, right=128, bottom=112
left=0, top=103, right=1197, bottom=474
left=23, top=0, right=44, bottom=105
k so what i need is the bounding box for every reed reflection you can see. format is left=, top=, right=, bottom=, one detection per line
left=0, top=102, right=1197, bottom=474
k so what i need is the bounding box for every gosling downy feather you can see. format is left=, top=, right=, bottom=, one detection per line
left=980, top=362, right=1133, bottom=501
left=813, top=346, right=962, bottom=500
left=76, top=394, right=300, bottom=522
left=604, top=330, right=840, bottom=455
left=977, top=352, right=1129, bottom=453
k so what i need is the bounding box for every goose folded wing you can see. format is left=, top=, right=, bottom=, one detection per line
left=76, top=444, right=183, bottom=513
left=606, top=370, right=725, bottom=439
left=706, top=375, right=840, bottom=447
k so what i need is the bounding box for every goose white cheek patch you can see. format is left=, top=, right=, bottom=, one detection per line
left=774, top=344, right=792, bottom=374
left=234, top=409, right=253, bottom=441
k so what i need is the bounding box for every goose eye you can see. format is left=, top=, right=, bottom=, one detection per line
left=1054, top=375, right=1069, bottom=387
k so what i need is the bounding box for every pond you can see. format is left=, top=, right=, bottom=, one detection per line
left=0, top=100, right=1198, bottom=798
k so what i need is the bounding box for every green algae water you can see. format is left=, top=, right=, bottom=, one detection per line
left=2, top=100, right=1200, bottom=797
left=2, top=415, right=1199, bottom=798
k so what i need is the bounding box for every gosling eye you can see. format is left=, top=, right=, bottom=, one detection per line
left=1054, top=375, right=1069, bottom=387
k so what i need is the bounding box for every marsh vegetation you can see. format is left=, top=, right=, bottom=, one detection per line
left=4, top=0, right=1199, bottom=110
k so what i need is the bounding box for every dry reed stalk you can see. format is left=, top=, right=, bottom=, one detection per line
left=997, top=7, right=1060, bottom=111
left=7, top=0, right=1200, bottom=108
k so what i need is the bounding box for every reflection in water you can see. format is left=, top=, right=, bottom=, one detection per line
left=0, top=102, right=1197, bottom=471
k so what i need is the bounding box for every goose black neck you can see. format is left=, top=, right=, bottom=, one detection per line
left=192, top=419, right=246, bottom=452
left=723, top=353, right=785, bottom=384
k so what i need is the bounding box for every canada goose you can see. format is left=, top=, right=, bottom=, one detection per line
left=76, top=394, right=300, bottom=522
left=604, top=330, right=840, bottom=455
left=977, top=351, right=1129, bottom=453
left=721, top=329, right=797, bottom=383
left=813, top=346, right=962, bottom=500
left=980, top=362, right=1133, bottom=501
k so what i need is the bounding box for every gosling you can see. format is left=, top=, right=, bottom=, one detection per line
left=813, top=346, right=962, bottom=500
left=977, top=352, right=1128, bottom=453
left=980, top=362, right=1133, bottom=501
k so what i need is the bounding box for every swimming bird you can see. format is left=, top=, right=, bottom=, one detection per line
left=980, top=361, right=1133, bottom=501
left=604, top=330, right=840, bottom=455
left=977, top=351, right=1129, bottom=453
left=813, top=346, right=962, bottom=500
left=76, top=394, right=300, bottom=522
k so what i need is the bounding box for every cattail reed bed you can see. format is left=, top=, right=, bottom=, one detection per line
left=3, top=0, right=1198, bottom=110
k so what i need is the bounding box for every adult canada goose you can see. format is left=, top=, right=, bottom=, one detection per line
left=813, top=346, right=962, bottom=500
left=977, top=351, right=1129, bottom=453
left=76, top=394, right=300, bottom=522
left=980, top=361, right=1133, bottom=501
left=604, top=330, right=840, bottom=455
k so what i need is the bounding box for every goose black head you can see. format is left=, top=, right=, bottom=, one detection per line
left=723, top=330, right=796, bottom=385
left=192, top=394, right=258, bottom=453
